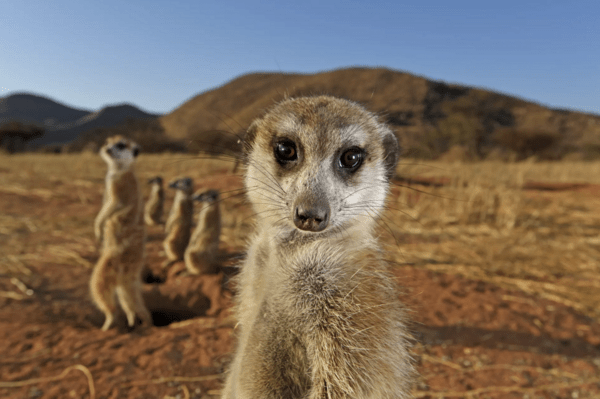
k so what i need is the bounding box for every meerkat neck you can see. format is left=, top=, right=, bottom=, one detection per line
left=174, top=190, right=189, bottom=203
left=107, top=164, right=133, bottom=179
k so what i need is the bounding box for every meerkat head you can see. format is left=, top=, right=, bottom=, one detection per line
left=168, top=177, right=194, bottom=196
left=99, top=135, right=140, bottom=172
left=243, top=95, right=399, bottom=238
left=148, top=176, right=163, bottom=186
left=191, top=189, right=220, bottom=203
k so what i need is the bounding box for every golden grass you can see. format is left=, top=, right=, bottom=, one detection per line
left=387, top=159, right=600, bottom=319
left=399, top=159, right=600, bottom=185
left=1, top=154, right=599, bottom=318
left=1, top=154, right=599, bottom=397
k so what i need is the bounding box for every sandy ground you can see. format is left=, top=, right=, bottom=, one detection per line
left=1, top=155, right=599, bottom=398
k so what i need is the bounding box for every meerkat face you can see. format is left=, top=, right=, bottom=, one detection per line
left=192, top=189, right=219, bottom=203
left=244, top=96, right=399, bottom=237
left=168, top=177, right=194, bottom=195
left=100, top=135, right=140, bottom=171
left=148, top=176, right=163, bottom=185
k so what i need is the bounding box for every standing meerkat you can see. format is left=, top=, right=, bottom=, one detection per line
left=184, top=189, right=221, bottom=275
left=163, top=177, right=194, bottom=267
left=222, top=96, right=415, bottom=398
left=144, top=176, right=164, bottom=226
left=91, top=135, right=152, bottom=331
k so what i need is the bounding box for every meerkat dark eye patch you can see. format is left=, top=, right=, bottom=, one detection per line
left=338, top=147, right=364, bottom=172
left=273, top=138, right=298, bottom=165
left=115, top=142, right=127, bottom=150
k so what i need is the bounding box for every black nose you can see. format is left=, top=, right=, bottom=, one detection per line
left=294, top=198, right=330, bottom=232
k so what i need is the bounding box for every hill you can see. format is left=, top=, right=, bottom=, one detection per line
left=29, top=103, right=160, bottom=148
left=0, top=93, right=91, bottom=126
left=160, top=67, right=600, bottom=160
left=0, top=93, right=159, bottom=149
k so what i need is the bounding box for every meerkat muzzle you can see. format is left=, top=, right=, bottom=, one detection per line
left=293, top=195, right=330, bottom=232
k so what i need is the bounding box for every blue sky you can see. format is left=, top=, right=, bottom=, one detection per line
left=2, top=0, right=598, bottom=115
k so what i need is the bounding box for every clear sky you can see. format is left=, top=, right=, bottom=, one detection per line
left=2, top=0, right=598, bottom=115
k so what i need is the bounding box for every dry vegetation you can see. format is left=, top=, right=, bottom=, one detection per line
left=391, top=160, right=600, bottom=318
left=1, top=153, right=599, bottom=398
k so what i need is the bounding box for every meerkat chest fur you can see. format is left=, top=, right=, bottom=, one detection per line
left=225, top=96, right=414, bottom=399
left=166, top=190, right=192, bottom=230
left=107, top=171, right=142, bottom=215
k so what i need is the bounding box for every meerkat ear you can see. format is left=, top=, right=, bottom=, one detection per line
left=381, top=127, right=400, bottom=180
left=133, top=147, right=140, bottom=157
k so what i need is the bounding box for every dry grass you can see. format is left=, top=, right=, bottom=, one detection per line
left=1, top=154, right=599, bottom=398
left=0, top=365, right=95, bottom=399
left=2, top=154, right=600, bottom=318
left=387, top=159, right=600, bottom=319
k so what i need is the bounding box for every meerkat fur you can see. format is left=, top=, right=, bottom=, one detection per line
left=144, top=176, right=165, bottom=226
left=222, top=96, right=416, bottom=398
left=184, top=189, right=221, bottom=275
left=163, top=177, right=194, bottom=267
left=91, top=135, right=152, bottom=331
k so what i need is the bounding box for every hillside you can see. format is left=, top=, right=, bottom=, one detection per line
left=0, top=93, right=91, bottom=126
left=29, top=103, right=159, bottom=148
left=161, top=67, right=600, bottom=160
left=0, top=93, right=159, bottom=149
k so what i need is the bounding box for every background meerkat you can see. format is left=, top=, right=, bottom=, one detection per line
left=90, top=135, right=152, bottom=331
left=144, top=176, right=164, bottom=226
left=184, top=189, right=221, bottom=275
left=163, top=177, right=194, bottom=268
left=222, top=96, right=415, bottom=398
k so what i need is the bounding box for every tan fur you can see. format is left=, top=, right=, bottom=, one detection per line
left=91, top=135, right=152, bottom=331
left=144, top=176, right=164, bottom=225
left=184, top=190, right=221, bottom=275
left=222, top=96, right=415, bottom=398
left=163, top=177, right=193, bottom=267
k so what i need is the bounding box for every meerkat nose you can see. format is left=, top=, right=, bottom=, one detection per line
left=294, top=197, right=330, bottom=232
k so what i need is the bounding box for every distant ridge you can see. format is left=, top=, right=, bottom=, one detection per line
left=160, top=67, right=600, bottom=159
left=0, top=93, right=160, bottom=148
left=0, top=93, right=91, bottom=127
left=4, top=68, right=600, bottom=159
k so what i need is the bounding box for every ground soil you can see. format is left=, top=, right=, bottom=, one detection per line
left=1, top=157, right=599, bottom=399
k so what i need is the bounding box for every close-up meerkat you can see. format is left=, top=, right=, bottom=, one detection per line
left=163, top=177, right=194, bottom=268
left=144, top=176, right=165, bottom=226
left=184, top=189, right=221, bottom=275
left=222, top=96, right=416, bottom=398
left=91, top=135, right=152, bottom=331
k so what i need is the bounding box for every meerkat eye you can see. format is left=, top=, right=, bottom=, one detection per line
left=115, top=142, right=126, bottom=150
left=339, top=147, right=364, bottom=171
left=274, top=139, right=297, bottom=164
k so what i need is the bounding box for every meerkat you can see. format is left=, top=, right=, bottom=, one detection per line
left=222, top=96, right=416, bottom=398
left=144, top=176, right=164, bottom=226
left=163, top=177, right=194, bottom=267
left=184, top=189, right=221, bottom=275
left=91, top=135, right=152, bottom=331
